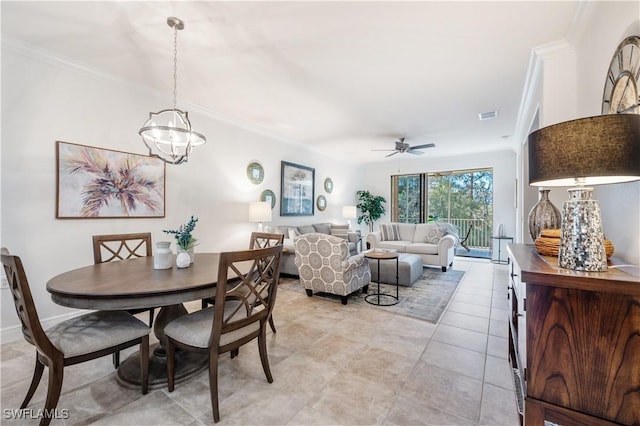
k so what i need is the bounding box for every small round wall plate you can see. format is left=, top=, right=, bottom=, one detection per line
left=324, top=177, right=333, bottom=193
left=316, top=195, right=327, bottom=211
left=260, top=189, right=276, bottom=209
left=247, top=162, right=264, bottom=185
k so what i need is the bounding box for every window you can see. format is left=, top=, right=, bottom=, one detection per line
left=391, top=168, right=493, bottom=250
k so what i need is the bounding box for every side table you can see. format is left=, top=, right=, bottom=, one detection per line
left=491, top=236, right=513, bottom=264
left=364, top=251, right=399, bottom=306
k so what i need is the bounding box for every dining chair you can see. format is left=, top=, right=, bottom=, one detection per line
left=92, top=232, right=155, bottom=368
left=249, top=232, right=284, bottom=333
left=1, top=250, right=150, bottom=426
left=165, top=245, right=283, bottom=423
left=201, top=232, right=284, bottom=334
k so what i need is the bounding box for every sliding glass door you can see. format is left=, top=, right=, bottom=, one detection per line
left=391, top=168, right=493, bottom=251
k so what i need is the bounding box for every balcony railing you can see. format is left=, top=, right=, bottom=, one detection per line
left=444, top=218, right=491, bottom=249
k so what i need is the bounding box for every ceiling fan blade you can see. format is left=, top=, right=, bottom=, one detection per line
left=385, top=151, right=399, bottom=157
left=407, top=150, right=424, bottom=155
left=410, top=143, right=436, bottom=150
left=371, top=149, right=397, bottom=151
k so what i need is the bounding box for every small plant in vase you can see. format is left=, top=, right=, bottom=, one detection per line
left=164, top=216, right=198, bottom=268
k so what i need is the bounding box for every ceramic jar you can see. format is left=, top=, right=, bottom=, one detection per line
left=153, top=241, right=172, bottom=270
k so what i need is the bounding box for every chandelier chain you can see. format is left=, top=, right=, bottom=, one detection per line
left=172, top=24, right=178, bottom=110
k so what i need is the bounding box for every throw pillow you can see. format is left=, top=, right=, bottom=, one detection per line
left=313, top=223, right=331, bottom=234
left=330, top=224, right=349, bottom=240
left=425, top=226, right=446, bottom=244
left=297, top=225, right=315, bottom=234
left=380, top=224, right=400, bottom=241
left=288, top=228, right=300, bottom=240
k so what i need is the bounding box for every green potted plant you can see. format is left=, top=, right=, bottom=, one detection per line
left=164, top=216, right=198, bottom=267
left=356, top=190, right=386, bottom=232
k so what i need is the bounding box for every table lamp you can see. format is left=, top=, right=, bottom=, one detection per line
left=249, top=201, right=272, bottom=232
left=528, top=114, right=640, bottom=271
left=342, top=205, right=357, bottom=230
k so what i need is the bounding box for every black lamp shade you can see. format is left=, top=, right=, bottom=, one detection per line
left=528, top=114, right=640, bottom=186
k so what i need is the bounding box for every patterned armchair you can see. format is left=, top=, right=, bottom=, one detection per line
left=294, top=233, right=371, bottom=305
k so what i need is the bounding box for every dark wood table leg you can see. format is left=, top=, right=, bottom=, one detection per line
left=116, top=304, right=208, bottom=390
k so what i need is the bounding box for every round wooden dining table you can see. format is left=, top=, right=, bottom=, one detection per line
left=47, top=253, right=224, bottom=390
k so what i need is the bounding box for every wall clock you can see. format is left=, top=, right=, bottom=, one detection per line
left=602, top=35, right=640, bottom=114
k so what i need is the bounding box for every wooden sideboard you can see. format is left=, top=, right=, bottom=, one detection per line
left=507, top=244, right=640, bottom=425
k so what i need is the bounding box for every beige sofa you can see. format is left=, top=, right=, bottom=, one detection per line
left=366, top=223, right=459, bottom=271
left=276, top=223, right=359, bottom=276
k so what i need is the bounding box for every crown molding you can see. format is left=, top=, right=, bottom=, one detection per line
left=1, top=36, right=302, bottom=148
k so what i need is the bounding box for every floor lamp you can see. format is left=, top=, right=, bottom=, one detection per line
left=528, top=114, right=640, bottom=271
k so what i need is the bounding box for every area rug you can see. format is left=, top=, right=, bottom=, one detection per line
left=279, top=267, right=466, bottom=324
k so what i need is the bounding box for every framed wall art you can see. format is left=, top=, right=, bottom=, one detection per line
left=246, top=162, right=264, bottom=185
left=260, top=189, right=276, bottom=209
left=316, top=195, right=327, bottom=211
left=280, top=161, right=315, bottom=216
left=56, top=141, right=166, bottom=218
left=324, top=177, right=333, bottom=193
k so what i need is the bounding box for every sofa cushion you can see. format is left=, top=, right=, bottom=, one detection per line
left=406, top=243, right=439, bottom=255
left=297, top=225, right=316, bottom=234
left=374, top=240, right=409, bottom=252
left=312, top=223, right=332, bottom=234
left=425, top=226, right=447, bottom=244
left=397, top=223, right=417, bottom=241
left=330, top=224, right=349, bottom=239
left=380, top=223, right=400, bottom=241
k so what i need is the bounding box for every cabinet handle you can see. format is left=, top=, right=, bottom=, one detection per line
left=510, top=273, right=519, bottom=278
left=517, top=313, right=524, bottom=317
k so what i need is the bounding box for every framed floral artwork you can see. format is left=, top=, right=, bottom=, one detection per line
left=280, top=161, right=314, bottom=216
left=56, top=141, right=166, bottom=218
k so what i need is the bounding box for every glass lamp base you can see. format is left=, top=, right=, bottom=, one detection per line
left=558, top=188, right=607, bottom=272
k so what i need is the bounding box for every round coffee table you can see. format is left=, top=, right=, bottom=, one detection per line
left=364, top=251, right=399, bottom=306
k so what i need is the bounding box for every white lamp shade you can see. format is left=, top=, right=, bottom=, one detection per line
left=342, top=205, right=357, bottom=219
left=249, top=201, right=272, bottom=223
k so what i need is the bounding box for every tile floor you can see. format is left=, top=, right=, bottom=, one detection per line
left=0, top=258, right=519, bottom=425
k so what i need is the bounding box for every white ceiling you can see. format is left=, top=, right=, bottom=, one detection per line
left=1, top=1, right=583, bottom=164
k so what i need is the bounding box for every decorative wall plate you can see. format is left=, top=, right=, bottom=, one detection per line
left=260, top=189, right=276, bottom=209
left=316, top=195, right=327, bottom=211
left=324, top=177, right=333, bottom=193
left=246, top=162, right=264, bottom=185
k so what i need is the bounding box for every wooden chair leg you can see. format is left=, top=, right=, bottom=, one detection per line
left=42, top=361, right=64, bottom=426
left=258, top=328, right=273, bottom=383
left=166, top=339, right=175, bottom=392
left=268, top=315, right=277, bottom=333
left=140, top=336, right=149, bottom=395
left=20, top=357, right=44, bottom=408
left=209, top=352, right=220, bottom=423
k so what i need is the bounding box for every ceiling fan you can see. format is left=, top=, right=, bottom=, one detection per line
left=372, top=137, right=436, bottom=157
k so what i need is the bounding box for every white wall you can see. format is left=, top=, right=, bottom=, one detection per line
left=0, top=43, right=363, bottom=339
left=531, top=2, right=640, bottom=264
left=361, top=150, right=517, bottom=252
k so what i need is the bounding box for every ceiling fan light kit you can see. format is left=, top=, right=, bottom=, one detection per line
left=139, top=17, right=206, bottom=165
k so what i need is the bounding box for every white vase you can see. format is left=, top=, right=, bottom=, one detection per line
left=176, top=249, right=191, bottom=268
left=188, top=247, right=195, bottom=264
left=153, top=241, right=172, bottom=270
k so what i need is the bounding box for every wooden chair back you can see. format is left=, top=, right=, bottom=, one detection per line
left=211, top=245, right=283, bottom=352
left=1, top=252, right=59, bottom=359
left=249, top=232, right=285, bottom=249
left=92, top=233, right=152, bottom=264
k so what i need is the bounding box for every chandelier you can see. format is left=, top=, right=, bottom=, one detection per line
left=139, top=17, right=206, bottom=165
